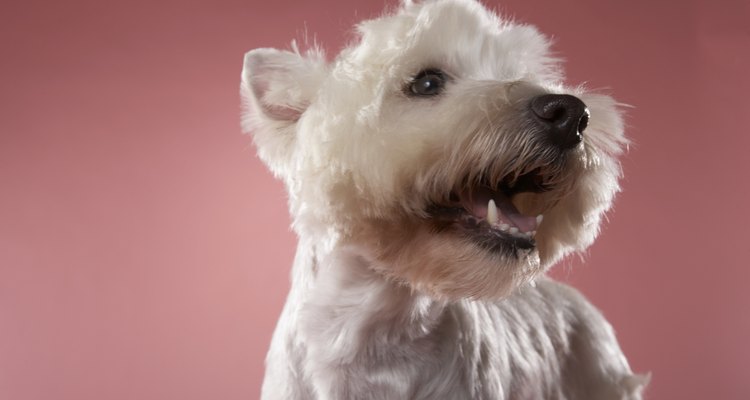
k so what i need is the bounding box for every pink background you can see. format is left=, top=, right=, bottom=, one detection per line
left=1, top=0, right=748, bottom=399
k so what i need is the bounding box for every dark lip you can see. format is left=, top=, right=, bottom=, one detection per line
left=427, top=206, right=536, bottom=254
left=472, top=228, right=536, bottom=252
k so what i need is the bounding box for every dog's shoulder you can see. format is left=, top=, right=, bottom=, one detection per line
left=480, top=277, right=649, bottom=399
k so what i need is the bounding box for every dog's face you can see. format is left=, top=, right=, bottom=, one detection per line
left=242, top=0, right=626, bottom=299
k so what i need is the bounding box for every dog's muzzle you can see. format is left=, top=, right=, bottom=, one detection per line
left=530, top=94, right=589, bottom=150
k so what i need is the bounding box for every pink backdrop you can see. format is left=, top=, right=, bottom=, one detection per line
left=1, top=0, right=748, bottom=399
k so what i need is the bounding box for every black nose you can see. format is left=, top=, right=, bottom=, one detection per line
left=530, top=94, right=589, bottom=150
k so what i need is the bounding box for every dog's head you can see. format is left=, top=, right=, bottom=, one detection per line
left=241, top=0, right=626, bottom=299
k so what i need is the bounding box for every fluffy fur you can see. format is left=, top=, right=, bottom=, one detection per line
left=241, top=0, right=648, bottom=398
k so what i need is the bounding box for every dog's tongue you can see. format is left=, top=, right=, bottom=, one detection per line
left=461, top=187, right=538, bottom=233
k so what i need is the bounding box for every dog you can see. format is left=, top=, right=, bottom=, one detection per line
left=241, top=0, right=648, bottom=398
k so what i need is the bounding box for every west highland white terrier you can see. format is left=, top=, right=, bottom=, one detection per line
left=241, top=0, right=647, bottom=398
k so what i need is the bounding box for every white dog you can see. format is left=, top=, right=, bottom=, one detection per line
left=241, top=0, right=647, bottom=398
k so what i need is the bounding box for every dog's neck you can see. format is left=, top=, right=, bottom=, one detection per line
left=288, top=236, right=448, bottom=360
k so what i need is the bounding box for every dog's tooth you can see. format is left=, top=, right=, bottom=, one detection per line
left=487, top=199, right=499, bottom=225
left=509, top=227, right=519, bottom=235
left=500, top=223, right=510, bottom=231
left=536, top=215, right=544, bottom=225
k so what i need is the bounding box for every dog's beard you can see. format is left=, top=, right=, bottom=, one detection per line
left=349, top=146, right=583, bottom=301
left=352, top=214, right=541, bottom=300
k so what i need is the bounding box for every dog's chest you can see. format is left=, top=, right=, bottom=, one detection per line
left=301, top=286, right=572, bottom=400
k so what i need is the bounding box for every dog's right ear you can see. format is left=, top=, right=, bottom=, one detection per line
left=241, top=47, right=327, bottom=177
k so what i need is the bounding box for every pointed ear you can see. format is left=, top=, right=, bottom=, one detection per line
left=242, top=47, right=326, bottom=122
left=240, top=46, right=327, bottom=177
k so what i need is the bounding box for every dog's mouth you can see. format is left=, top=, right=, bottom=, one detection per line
left=429, top=169, right=551, bottom=251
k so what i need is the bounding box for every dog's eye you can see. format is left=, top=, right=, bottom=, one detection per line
left=408, top=69, right=447, bottom=97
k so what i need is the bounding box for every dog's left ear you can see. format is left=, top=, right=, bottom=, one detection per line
left=241, top=46, right=327, bottom=177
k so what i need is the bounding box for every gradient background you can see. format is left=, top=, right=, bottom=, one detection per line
left=1, top=0, right=749, bottom=399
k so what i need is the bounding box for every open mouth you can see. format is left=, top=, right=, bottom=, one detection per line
left=429, top=169, right=551, bottom=250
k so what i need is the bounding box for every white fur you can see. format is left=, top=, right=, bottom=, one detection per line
left=241, top=0, right=648, bottom=398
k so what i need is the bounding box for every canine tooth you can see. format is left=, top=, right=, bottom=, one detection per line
left=509, top=227, right=519, bottom=235
left=536, top=215, right=544, bottom=225
left=500, top=223, right=510, bottom=231
left=487, top=199, right=499, bottom=225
